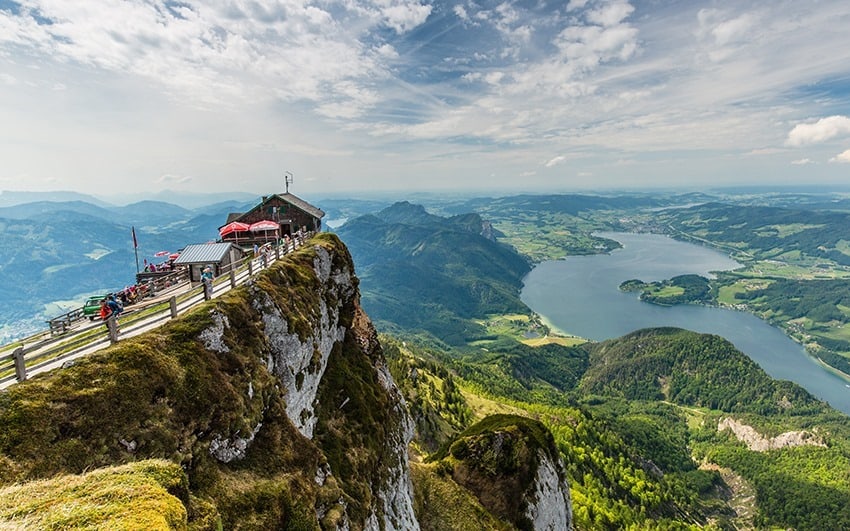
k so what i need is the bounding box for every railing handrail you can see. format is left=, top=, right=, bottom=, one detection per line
left=0, top=232, right=314, bottom=388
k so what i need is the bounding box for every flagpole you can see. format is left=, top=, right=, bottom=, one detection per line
left=132, top=226, right=140, bottom=273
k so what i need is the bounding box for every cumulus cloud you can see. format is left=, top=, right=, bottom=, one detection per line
left=786, top=116, right=850, bottom=146
left=829, top=149, right=850, bottom=163
left=791, top=158, right=813, bottom=165
left=454, top=5, right=469, bottom=22
left=380, top=2, right=432, bottom=34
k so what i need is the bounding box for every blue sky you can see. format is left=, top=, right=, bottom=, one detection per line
left=1, top=0, right=849, bottom=197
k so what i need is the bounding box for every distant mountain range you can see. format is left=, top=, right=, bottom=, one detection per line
left=0, top=190, right=259, bottom=210
left=0, top=195, right=260, bottom=341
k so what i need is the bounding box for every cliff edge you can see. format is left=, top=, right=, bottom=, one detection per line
left=0, top=233, right=417, bottom=530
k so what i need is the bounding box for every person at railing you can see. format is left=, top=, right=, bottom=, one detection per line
left=107, top=295, right=123, bottom=317
left=99, top=299, right=111, bottom=322
left=201, top=266, right=214, bottom=299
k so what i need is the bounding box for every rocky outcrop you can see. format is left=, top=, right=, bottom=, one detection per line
left=438, top=414, right=573, bottom=530
left=718, top=417, right=826, bottom=451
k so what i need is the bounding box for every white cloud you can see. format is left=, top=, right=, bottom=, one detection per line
left=791, top=158, right=813, bottom=165
left=374, top=44, right=399, bottom=60
left=786, top=116, right=850, bottom=146
left=696, top=9, right=761, bottom=63
left=586, top=2, right=635, bottom=28
left=711, top=13, right=756, bottom=46
left=484, top=71, right=505, bottom=84
left=380, top=2, right=433, bottom=34
left=566, top=0, right=590, bottom=12
left=545, top=155, right=567, bottom=167
left=157, top=174, right=193, bottom=185
left=829, top=150, right=850, bottom=163
left=454, top=5, right=469, bottom=22
left=555, top=17, right=638, bottom=67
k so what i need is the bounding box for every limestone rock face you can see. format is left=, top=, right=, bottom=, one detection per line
left=246, top=235, right=419, bottom=529
left=525, top=450, right=573, bottom=531
left=718, top=417, right=826, bottom=451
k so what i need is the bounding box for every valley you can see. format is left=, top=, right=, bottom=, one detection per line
left=335, top=191, right=850, bottom=530
left=3, top=189, right=850, bottom=529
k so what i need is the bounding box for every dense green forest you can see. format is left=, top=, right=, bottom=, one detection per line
left=385, top=330, right=850, bottom=530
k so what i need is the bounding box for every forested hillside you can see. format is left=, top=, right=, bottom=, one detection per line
left=336, top=202, right=531, bottom=345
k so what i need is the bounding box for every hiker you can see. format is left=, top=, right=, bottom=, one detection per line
left=107, top=295, right=123, bottom=317
left=201, top=266, right=213, bottom=299
left=99, top=299, right=111, bottom=322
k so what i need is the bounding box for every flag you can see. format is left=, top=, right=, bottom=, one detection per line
left=132, top=226, right=138, bottom=248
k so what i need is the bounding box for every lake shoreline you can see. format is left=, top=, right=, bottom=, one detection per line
left=521, top=231, right=850, bottom=415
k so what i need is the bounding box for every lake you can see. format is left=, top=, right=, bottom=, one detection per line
left=520, top=232, right=850, bottom=415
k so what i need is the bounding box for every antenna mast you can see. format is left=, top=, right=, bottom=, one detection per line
left=285, top=171, right=293, bottom=193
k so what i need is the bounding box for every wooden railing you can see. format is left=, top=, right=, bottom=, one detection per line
left=0, top=233, right=312, bottom=389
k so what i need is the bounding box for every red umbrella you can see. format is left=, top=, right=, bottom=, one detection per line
left=168, top=253, right=180, bottom=260
left=154, top=250, right=170, bottom=257
left=219, top=221, right=250, bottom=237
left=249, top=220, right=279, bottom=232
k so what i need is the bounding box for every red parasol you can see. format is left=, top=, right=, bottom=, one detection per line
left=154, top=250, right=170, bottom=257
left=219, top=221, right=250, bottom=237
left=249, top=220, right=280, bottom=232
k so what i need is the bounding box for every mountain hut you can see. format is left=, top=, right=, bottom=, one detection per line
left=219, top=192, right=325, bottom=246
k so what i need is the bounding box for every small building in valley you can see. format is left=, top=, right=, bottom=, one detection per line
left=219, top=192, right=325, bottom=246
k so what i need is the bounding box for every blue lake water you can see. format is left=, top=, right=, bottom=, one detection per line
left=520, top=232, right=850, bottom=415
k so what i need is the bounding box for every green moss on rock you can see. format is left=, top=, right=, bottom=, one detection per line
left=0, top=459, right=191, bottom=530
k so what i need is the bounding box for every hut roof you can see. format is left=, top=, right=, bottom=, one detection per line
left=228, top=193, right=324, bottom=224
left=173, top=243, right=234, bottom=265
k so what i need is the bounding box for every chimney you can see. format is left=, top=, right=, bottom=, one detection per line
left=262, top=196, right=267, bottom=202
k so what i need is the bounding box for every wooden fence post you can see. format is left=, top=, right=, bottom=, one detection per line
left=274, top=245, right=280, bottom=260
left=107, top=316, right=119, bottom=344
left=13, top=346, right=26, bottom=382
left=170, top=296, right=178, bottom=318
left=229, top=270, right=237, bottom=288
left=248, top=260, right=254, bottom=276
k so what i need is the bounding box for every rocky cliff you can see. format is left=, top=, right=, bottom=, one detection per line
left=0, top=233, right=573, bottom=530
left=0, top=233, right=419, bottom=529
